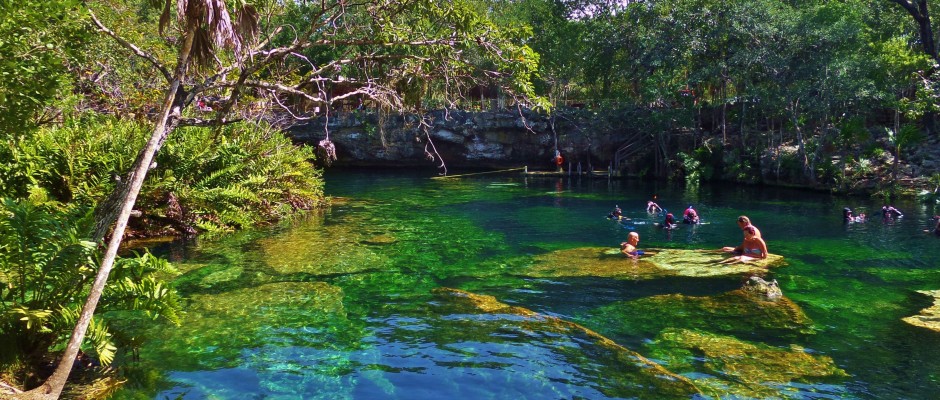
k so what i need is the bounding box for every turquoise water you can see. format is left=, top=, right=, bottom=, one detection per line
left=111, top=169, right=940, bottom=399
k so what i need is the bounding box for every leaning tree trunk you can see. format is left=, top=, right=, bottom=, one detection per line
left=17, top=22, right=197, bottom=400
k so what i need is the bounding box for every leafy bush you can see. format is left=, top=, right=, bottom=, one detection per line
left=151, top=122, right=326, bottom=234
left=0, top=194, right=180, bottom=387
left=0, top=117, right=325, bottom=236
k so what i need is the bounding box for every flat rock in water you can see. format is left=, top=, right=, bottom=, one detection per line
left=646, top=328, right=848, bottom=398
left=526, top=247, right=785, bottom=279
left=585, top=288, right=816, bottom=340
left=361, top=234, right=398, bottom=245
left=903, top=289, right=940, bottom=332
left=432, top=287, right=702, bottom=399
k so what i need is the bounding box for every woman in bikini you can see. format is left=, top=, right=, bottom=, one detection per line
left=721, top=225, right=767, bottom=264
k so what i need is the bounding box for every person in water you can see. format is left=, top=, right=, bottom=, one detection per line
left=663, top=212, right=677, bottom=229
left=608, top=205, right=623, bottom=220
left=647, top=196, right=662, bottom=213
left=683, top=205, right=700, bottom=224
left=881, top=205, right=903, bottom=218
left=843, top=207, right=865, bottom=223
left=620, top=232, right=643, bottom=258
left=722, top=215, right=762, bottom=254
left=927, top=216, right=940, bottom=236
left=721, top=225, right=768, bottom=263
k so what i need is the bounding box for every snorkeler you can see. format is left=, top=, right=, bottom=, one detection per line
left=662, top=212, right=677, bottom=229
left=683, top=205, right=700, bottom=224
left=608, top=205, right=623, bottom=220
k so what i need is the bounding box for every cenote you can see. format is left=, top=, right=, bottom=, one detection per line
left=110, top=169, right=940, bottom=399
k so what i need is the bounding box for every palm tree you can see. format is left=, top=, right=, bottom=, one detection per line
left=18, top=1, right=252, bottom=398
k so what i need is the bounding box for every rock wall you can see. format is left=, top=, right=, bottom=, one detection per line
left=288, top=109, right=621, bottom=170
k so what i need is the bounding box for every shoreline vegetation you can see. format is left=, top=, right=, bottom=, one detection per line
left=4, top=0, right=940, bottom=396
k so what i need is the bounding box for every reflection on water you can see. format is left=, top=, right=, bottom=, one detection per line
left=111, top=170, right=940, bottom=399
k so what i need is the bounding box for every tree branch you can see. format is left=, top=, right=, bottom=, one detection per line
left=178, top=116, right=244, bottom=127
left=86, top=7, right=172, bottom=83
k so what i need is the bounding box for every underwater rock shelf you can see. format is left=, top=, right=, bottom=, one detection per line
left=903, top=289, right=940, bottom=332
left=525, top=247, right=786, bottom=279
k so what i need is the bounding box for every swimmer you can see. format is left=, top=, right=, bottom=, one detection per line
left=647, top=196, right=663, bottom=213
left=620, top=232, right=643, bottom=258
left=683, top=205, right=700, bottom=224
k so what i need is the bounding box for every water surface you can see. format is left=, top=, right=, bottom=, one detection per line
left=112, top=169, right=940, bottom=399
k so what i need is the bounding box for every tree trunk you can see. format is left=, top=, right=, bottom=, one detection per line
left=788, top=102, right=813, bottom=183
left=18, top=22, right=197, bottom=400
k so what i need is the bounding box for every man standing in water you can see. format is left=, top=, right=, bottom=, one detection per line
left=621, top=232, right=642, bottom=258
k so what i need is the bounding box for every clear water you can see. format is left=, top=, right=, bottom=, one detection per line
left=110, top=169, right=940, bottom=399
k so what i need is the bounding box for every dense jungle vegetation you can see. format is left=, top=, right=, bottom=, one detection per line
left=3, top=0, right=940, bottom=397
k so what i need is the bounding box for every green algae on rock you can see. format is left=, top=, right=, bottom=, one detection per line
left=361, top=234, right=398, bottom=245
left=902, top=290, right=940, bottom=332
left=133, top=282, right=360, bottom=371
left=432, top=287, right=702, bottom=399
left=646, top=328, right=848, bottom=398
left=525, top=247, right=785, bottom=279
left=257, top=221, right=390, bottom=276
left=584, top=287, right=816, bottom=342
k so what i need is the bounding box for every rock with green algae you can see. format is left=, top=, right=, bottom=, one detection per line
left=127, top=282, right=362, bottom=371
left=360, top=234, right=398, bottom=245
left=431, top=287, right=702, bottom=399
left=524, top=247, right=785, bottom=279
left=257, top=221, right=389, bottom=276
left=902, top=290, right=940, bottom=332
left=646, top=328, right=848, bottom=398
left=583, top=286, right=816, bottom=341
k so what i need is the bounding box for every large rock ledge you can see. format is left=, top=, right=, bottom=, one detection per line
left=431, top=287, right=702, bottom=398
left=524, top=247, right=786, bottom=280
left=902, top=289, right=940, bottom=332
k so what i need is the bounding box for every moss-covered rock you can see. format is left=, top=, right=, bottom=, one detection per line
left=432, top=287, right=702, bottom=399
left=584, top=287, right=816, bottom=341
left=524, top=247, right=785, bottom=280
left=902, top=290, right=940, bottom=332
left=360, top=234, right=398, bottom=245
left=132, top=282, right=360, bottom=371
left=257, top=222, right=389, bottom=276
left=646, top=328, right=848, bottom=398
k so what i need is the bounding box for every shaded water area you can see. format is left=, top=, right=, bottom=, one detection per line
left=111, top=169, right=940, bottom=399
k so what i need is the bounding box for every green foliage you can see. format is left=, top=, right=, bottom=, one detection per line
left=0, top=196, right=180, bottom=369
left=0, top=0, right=89, bottom=133
left=677, top=147, right=715, bottom=185
left=0, top=115, right=143, bottom=202
left=152, top=122, right=325, bottom=234
left=0, top=117, right=325, bottom=235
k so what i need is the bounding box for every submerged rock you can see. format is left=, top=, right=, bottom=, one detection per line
left=432, top=287, right=702, bottom=399
left=902, top=290, right=940, bottom=332
left=360, top=234, right=398, bottom=245
left=584, top=287, right=815, bottom=341
left=743, top=275, right=783, bottom=300
left=258, top=221, right=389, bottom=276
left=525, top=247, right=785, bottom=280
left=646, top=328, right=848, bottom=398
left=130, top=282, right=357, bottom=371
